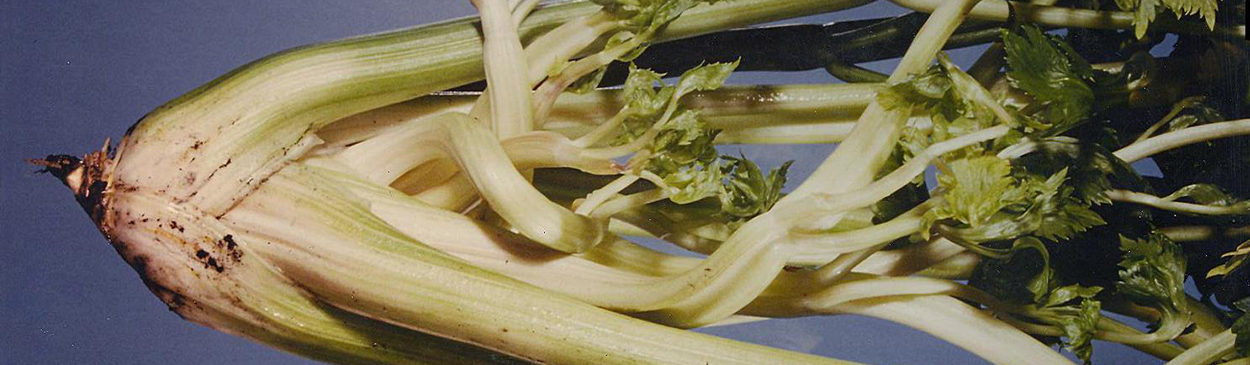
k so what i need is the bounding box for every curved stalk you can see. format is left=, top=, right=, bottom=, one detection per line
left=1114, top=119, right=1250, bottom=163
left=1106, top=189, right=1250, bottom=216
left=413, top=113, right=608, bottom=253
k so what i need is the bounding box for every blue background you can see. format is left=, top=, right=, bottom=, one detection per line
left=2, top=1, right=1163, bottom=364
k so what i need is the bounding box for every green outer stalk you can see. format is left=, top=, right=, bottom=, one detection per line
left=224, top=164, right=861, bottom=365
left=111, top=0, right=874, bottom=218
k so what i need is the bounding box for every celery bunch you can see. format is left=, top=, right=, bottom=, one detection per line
left=38, top=0, right=1250, bottom=364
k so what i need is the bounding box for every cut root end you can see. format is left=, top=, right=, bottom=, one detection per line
left=30, top=141, right=116, bottom=224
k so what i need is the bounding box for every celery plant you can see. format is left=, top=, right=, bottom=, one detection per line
left=36, top=0, right=1250, bottom=364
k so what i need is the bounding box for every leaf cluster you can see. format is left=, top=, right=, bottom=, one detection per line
left=617, top=61, right=791, bottom=223
left=1002, top=25, right=1097, bottom=135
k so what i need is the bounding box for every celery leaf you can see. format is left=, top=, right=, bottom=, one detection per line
left=1040, top=285, right=1104, bottom=364
left=1002, top=25, right=1095, bottom=135
left=934, top=156, right=1023, bottom=228
left=1115, top=0, right=1219, bottom=38
left=674, top=60, right=739, bottom=99
left=1116, top=233, right=1192, bottom=342
left=719, top=155, right=791, bottom=220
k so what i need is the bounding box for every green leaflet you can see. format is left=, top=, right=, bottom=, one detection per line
left=927, top=162, right=1106, bottom=244
left=614, top=60, right=790, bottom=222
left=719, top=156, right=792, bottom=221
left=878, top=54, right=1005, bottom=133
left=674, top=59, right=740, bottom=98
left=569, top=32, right=652, bottom=94
left=877, top=65, right=953, bottom=112
left=661, top=162, right=724, bottom=204
left=615, top=69, right=673, bottom=144
left=1114, top=0, right=1220, bottom=38
left=608, top=31, right=650, bottom=63
left=933, top=156, right=1024, bottom=228
left=615, top=61, right=737, bottom=145
left=1002, top=25, right=1096, bottom=135
left=937, top=54, right=1014, bottom=127
left=642, top=109, right=723, bottom=203
left=623, top=65, right=672, bottom=116
left=618, top=61, right=788, bottom=217
left=569, top=67, right=610, bottom=94
left=1039, top=285, right=1104, bottom=364
left=1116, top=233, right=1193, bottom=342
left=877, top=53, right=1017, bottom=168
left=563, top=0, right=717, bottom=95
left=592, top=0, right=721, bottom=34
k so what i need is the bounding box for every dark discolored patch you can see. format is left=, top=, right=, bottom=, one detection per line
left=221, top=235, right=243, bottom=261
left=206, top=257, right=223, bottom=273
left=222, top=234, right=237, bottom=250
